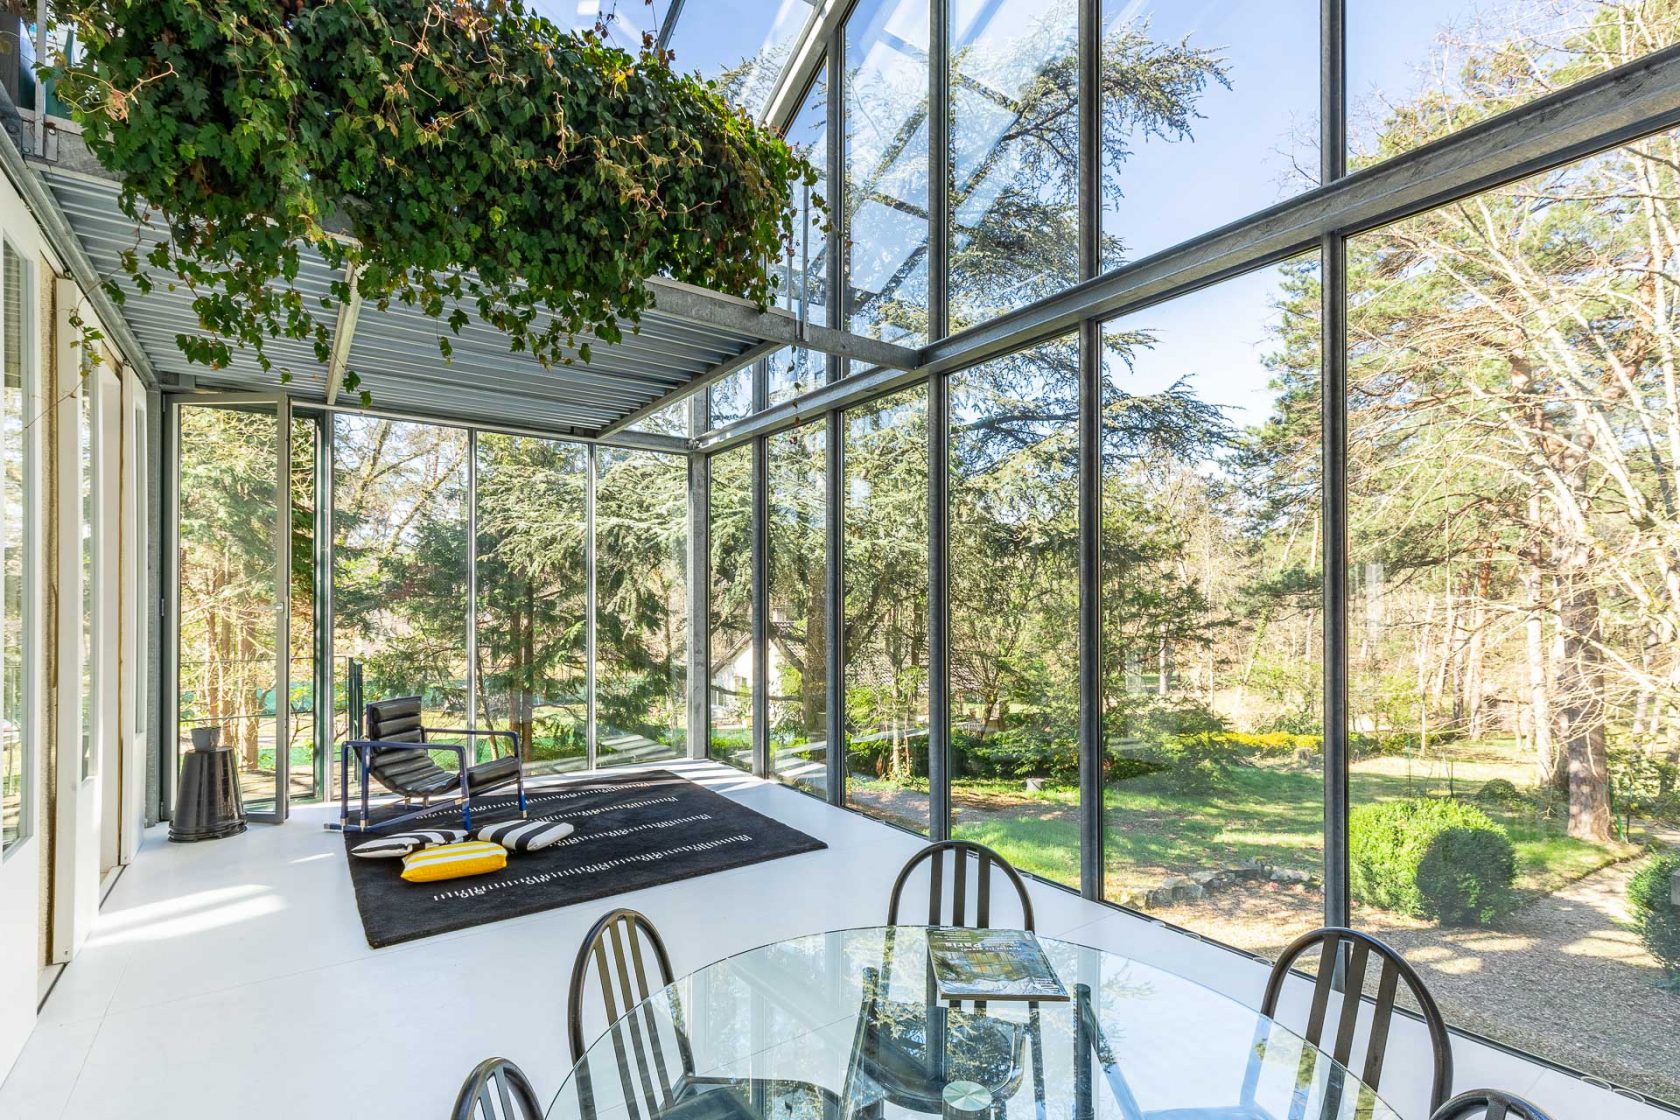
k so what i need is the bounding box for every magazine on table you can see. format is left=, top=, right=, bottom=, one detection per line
left=925, top=927, right=1069, bottom=1002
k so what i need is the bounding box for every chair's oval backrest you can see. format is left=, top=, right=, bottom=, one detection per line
left=452, top=1057, right=543, bottom=1120
left=568, top=907, right=678, bottom=1061
left=1262, top=926, right=1454, bottom=1112
left=1431, top=1090, right=1552, bottom=1120
left=887, top=840, right=1035, bottom=931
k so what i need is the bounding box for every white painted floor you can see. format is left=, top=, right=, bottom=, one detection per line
left=0, top=762, right=1666, bottom=1120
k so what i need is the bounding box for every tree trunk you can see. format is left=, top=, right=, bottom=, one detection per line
left=1554, top=535, right=1612, bottom=842
left=1523, top=533, right=1563, bottom=790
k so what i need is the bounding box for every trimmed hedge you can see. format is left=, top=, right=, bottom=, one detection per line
left=1350, top=798, right=1516, bottom=926
left=1628, top=852, right=1680, bottom=978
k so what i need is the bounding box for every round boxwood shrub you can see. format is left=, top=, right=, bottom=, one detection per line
left=1474, top=778, right=1522, bottom=806
left=1627, top=852, right=1680, bottom=979
left=1350, top=798, right=1516, bottom=926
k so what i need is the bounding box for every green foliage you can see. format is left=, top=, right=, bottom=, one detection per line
left=1351, top=798, right=1516, bottom=926
left=953, top=729, right=1079, bottom=782
left=54, top=0, right=817, bottom=394
left=1475, top=778, right=1524, bottom=807
left=1627, top=852, right=1680, bottom=979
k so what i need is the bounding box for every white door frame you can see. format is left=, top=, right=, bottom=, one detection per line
left=50, top=280, right=117, bottom=962
left=0, top=182, right=50, bottom=1085
left=119, top=374, right=146, bottom=865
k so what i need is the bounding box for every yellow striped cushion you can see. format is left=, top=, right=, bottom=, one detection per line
left=399, top=840, right=508, bottom=883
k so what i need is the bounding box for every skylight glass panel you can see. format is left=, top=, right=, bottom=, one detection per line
left=666, top=0, right=821, bottom=117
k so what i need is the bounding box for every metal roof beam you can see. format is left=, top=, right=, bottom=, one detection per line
left=323, top=262, right=362, bottom=404
left=598, top=337, right=779, bottom=438
left=759, top=0, right=852, bottom=133
left=644, top=276, right=919, bottom=370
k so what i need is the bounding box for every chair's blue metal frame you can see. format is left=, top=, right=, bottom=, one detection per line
left=331, top=726, right=527, bottom=834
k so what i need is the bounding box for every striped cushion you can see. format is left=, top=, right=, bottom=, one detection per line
left=477, top=819, right=576, bottom=852
left=349, top=829, right=467, bottom=859
left=400, top=840, right=508, bottom=883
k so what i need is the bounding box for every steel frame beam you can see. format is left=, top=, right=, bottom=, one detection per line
left=323, top=263, right=362, bottom=404
left=751, top=365, right=770, bottom=778
left=312, top=409, right=334, bottom=799
left=465, top=429, right=479, bottom=741
left=1320, top=0, right=1351, bottom=932
left=760, top=0, right=856, bottom=133
left=925, top=0, right=950, bottom=843
left=599, top=276, right=921, bottom=438
left=824, top=20, right=848, bottom=807
left=163, top=389, right=691, bottom=454
left=1075, top=0, right=1103, bottom=902
left=687, top=394, right=710, bottom=760
left=585, top=446, right=599, bottom=768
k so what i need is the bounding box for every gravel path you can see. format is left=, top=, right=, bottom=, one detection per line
left=1152, top=855, right=1680, bottom=1103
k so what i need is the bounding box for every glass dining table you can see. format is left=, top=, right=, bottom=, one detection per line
left=547, top=926, right=1401, bottom=1120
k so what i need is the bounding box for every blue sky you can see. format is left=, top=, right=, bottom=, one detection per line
left=541, top=0, right=1505, bottom=433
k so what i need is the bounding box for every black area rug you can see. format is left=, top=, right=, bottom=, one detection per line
left=341, top=769, right=827, bottom=947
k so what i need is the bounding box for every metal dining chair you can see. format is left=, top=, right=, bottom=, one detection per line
left=1431, top=1089, right=1553, bottom=1120
left=886, top=839, right=1036, bottom=930
left=1261, top=926, right=1455, bottom=1113
left=567, top=907, right=685, bottom=1063
left=452, top=1057, right=544, bottom=1120
left=868, top=842, right=1044, bottom=1117
left=566, top=908, right=845, bottom=1120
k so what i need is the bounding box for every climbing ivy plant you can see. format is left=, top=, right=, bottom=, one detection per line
left=53, top=0, right=818, bottom=399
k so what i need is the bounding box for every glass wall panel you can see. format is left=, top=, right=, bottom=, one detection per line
left=530, top=0, right=659, bottom=50
left=476, top=434, right=589, bottom=775
left=78, top=365, right=93, bottom=781
left=844, top=385, right=930, bottom=832
left=595, top=448, right=688, bottom=765
left=846, top=0, right=929, bottom=351
left=784, top=65, right=827, bottom=328
left=177, top=406, right=281, bottom=812
left=1099, top=258, right=1323, bottom=949
left=769, top=69, right=828, bottom=409
left=949, top=337, right=1080, bottom=888
left=709, top=444, right=755, bottom=770
left=627, top=401, right=690, bottom=437
left=288, top=415, right=318, bottom=801
left=710, top=369, right=754, bottom=430
left=768, top=349, right=826, bottom=408
left=1345, top=129, right=1680, bottom=1103
left=332, top=417, right=470, bottom=762
left=0, top=243, right=26, bottom=852
left=949, top=0, right=1079, bottom=331
left=767, top=422, right=827, bottom=794
left=1349, top=1, right=1680, bottom=163
left=1099, top=1, right=1316, bottom=270
left=667, top=0, right=819, bottom=118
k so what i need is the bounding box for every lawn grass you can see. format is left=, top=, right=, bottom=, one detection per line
left=932, top=751, right=1631, bottom=902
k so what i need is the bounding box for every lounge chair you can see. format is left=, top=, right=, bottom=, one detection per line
left=336, top=694, right=527, bottom=833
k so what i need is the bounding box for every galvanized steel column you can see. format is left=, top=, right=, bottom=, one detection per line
left=826, top=25, right=848, bottom=805
left=1321, top=0, right=1351, bottom=931
left=926, top=0, right=952, bottom=841
left=1076, top=0, right=1104, bottom=901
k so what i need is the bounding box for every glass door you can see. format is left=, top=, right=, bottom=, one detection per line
left=173, top=396, right=291, bottom=822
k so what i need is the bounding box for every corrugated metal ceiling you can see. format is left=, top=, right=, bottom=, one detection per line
left=42, top=169, right=775, bottom=438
